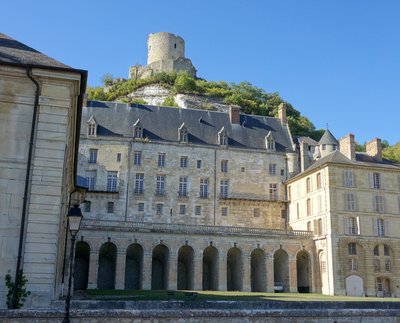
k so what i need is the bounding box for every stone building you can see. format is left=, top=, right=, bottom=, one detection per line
left=129, top=32, right=197, bottom=79
left=287, top=132, right=400, bottom=297
left=0, top=33, right=87, bottom=308
left=75, top=101, right=316, bottom=293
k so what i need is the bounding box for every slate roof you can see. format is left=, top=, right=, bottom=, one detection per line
left=0, top=33, right=70, bottom=68
left=297, top=136, right=318, bottom=146
left=83, top=100, right=295, bottom=152
left=318, top=129, right=338, bottom=145
left=300, top=150, right=400, bottom=176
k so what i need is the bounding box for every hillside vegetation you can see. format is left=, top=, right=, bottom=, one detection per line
left=86, top=72, right=399, bottom=161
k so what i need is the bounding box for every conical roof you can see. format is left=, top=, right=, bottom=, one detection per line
left=318, top=129, right=338, bottom=145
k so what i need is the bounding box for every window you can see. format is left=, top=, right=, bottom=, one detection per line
left=269, top=163, right=276, bottom=175
left=349, top=259, right=358, bottom=272
left=322, top=144, right=326, bottom=151
left=134, top=151, right=141, bottom=165
left=85, top=171, right=96, bottom=191
left=316, top=173, right=322, bottom=189
left=221, top=207, right=228, bottom=217
left=133, top=119, right=143, bottom=139
left=306, top=198, right=311, bottom=216
left=196, top=160, right=201, bottom=169
left=200, top=179, right=209, bottom=198
left=385, top=259, right=391, bottom=272
left=84, top=201, right=91, bottom=212
left=178, top=177, right=188, bottom=197
left=316, top=218, right=323, bottom=235
left=156, top=175, right=165, bottom=196
left=221, top=160, right=228, bottom=173
left=374, top=258, right=381, bottom=272
left=180, top=156, right=188, bottom=168
left=269, top=183, right=278, bottom=200
left=134, top=173, right=144, bottom=194
left=218, top=127, right=228, bottom=146
left=107, top=171, right=118, bottom=192
left=374, top=196, right=384, bottom=213
left=178, top=123, right=188, bottom=143
left=345, top=192, right=355, bottom=211
left=348, top=243, right=357, bottom=255
left=280, top=169, right=285, bottom=176
left=158, top=153, right=166, bottom=167
left=306, top=177, right=311, bottom=193
left=376, top=219, right=385, bottom=236
left=195, top=205, right=201, bottom=216
left=241, top=167, right=245, bottom=172
left=253, top=208, right=260, bottom=217
left=344, top=170, right=354, bottom=187
left=220, top=179, right=229, bottom=198
left=265, top=132, right=275, bottom=150
left=179, top=204, right=186, bottom=215
left=373, top=173, right=381, bottom=189
left=348, top=217, right=358, bottom=235
left=156, top=203, right=163, bottom=215
left=384, top=245, right=390, bottom=256
left=89, top=149, right=97, bottom=163
left=138, top=202, right=144, bottom=212
left=116, top=153, right=121, bottom=162
left=88, top=123, right=96, bottom=136
left=107, top=202, right=114, bottom=213
left=307, top=221, right=311, bottom=231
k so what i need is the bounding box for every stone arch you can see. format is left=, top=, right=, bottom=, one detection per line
left=274, top=249, right=289, bottom=292
left=345, top=275, right=364, bottom=296
left=125, top=243, right=143, bottom=290
left=73, top=241, right=90, bottom=290
left=177, top=245, right=195, bottom=290
left=251, top=248, right=266, bottom=292
left=97, top=242, right=117, bottom=289
left=202, top=246, right=218, bottom=291
left=296, top=250, right=311, bottom=293
left=151, top=244, right=169, bottom=290
left=227, top=247, right=243, bottom=291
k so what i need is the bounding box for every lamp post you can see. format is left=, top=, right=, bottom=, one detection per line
left=63, top=205, right=83, bottom=323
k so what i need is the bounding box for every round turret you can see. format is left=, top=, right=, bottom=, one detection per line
left=147, top=32, right=185, bottom=65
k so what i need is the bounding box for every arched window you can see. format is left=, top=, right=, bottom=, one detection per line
left=133, top=119, right=143, bottom=139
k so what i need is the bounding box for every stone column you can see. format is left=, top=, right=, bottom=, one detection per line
left=115, top=250, right=126, bottom=289
left=194, top=251, right=203, bottom=290
left=142, top=252, right=152, bottom=290
left=87, top=251, right=98, bottom=289
left=266, top=254, right=274, bottom=292
left=242, top=254, right=251, bottom=292
left=289, top=255, right=298, bottom=293
left=169, top=250, right=178, bottom=290
left=219, top=252, right=227, bottom=291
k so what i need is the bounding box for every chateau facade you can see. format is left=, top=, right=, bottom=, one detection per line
left=75, top=101, right=316, bottom=293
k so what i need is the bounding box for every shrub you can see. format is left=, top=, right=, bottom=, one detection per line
left=5, top=269, right=30, bottom=309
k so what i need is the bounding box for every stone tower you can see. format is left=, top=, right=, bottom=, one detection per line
left=129, top=32, right=197, bottom=79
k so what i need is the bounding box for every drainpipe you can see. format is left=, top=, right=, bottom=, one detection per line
left=11, top=67, right=40, bottom=309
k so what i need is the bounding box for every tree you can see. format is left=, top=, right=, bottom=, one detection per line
left=173, top=72, right=197, bottom=93
left=101, top=73, right=114, bottom=86
left=5, top=270, right=30, bottom=309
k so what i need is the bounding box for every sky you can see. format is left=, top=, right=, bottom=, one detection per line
left=2, top=0, right=400, bottom=145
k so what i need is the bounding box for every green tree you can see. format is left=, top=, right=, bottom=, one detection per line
left=101, top=73, right=114, bottom=86
left=173, top=72, right=197, bottom=93
left=5, top=270, right=30, bottom=309
left=383, top=141, right=400, bottom=163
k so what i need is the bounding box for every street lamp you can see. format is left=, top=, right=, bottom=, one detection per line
left=63, top=205, right=83, bottom=323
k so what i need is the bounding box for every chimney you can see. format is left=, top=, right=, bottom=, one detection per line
left=339, top=133, right=356, bottom=160
left=278, top=102, right=287, bottom=125
left=366, top=138, right=382, bottom=162
left=299, top=140, right=310, bottom=172
left=229, top=105, right=241, bottom=124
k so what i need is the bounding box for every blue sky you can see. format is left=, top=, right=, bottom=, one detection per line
left=2, top=0, right=400, bottom=145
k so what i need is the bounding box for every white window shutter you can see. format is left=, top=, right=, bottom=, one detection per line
left=384, top=219, right=389, bottom=236
left=352, top=171, right=356, bottom=187
left=356, top=216, right=360, bottom=235
left=369, top=173, right=374, bottom=189
left=313, top=219, right=318, bottom=235
left=322, top=217, right=326, bottom=235
left=373, top=218, right=377, bottom=236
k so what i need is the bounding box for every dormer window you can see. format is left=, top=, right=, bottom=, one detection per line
left=178, top=123, right=188, bottom=143
left=87, top=116, right=97, bottom=137
left=265, top=131, right=275, bottom=151
left=133, top=119, right=143, bottom=139
left=218, top=127, right=228, bottom=146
